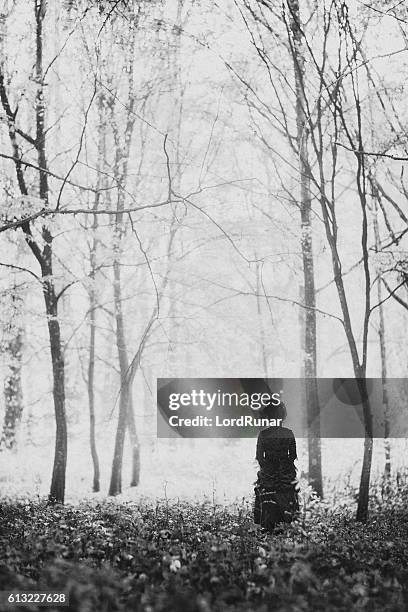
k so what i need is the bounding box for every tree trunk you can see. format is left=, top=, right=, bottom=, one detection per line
left=108, top=362, right=129, bottom=496
left=127, top=394, right=140, bottom=487
left=373, top=200, right=391, bottom=481
left=35, top=0, right=67, bottom=504
left=107, top=18, right=140, bottom=494
left=85, top=90, right=106, bottom=494
left=45, top=290, right=67, bottom=504
left=356, top=384, right=373, bottom=522
left=88, top=301, right=100, bottom=492
left=1, top=331, right=24, bottom=450
left=319, top=199, right=374, bottom=520
left=287, top=0, right=322, bottom=497
left=356, top=434, right=373, bottom=521
left=255, top=257, right=268, bottom=374
left=109, top=257, right=140, bottom=495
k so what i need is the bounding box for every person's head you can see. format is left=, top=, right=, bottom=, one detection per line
left=261, top=400, right=287, bottom=422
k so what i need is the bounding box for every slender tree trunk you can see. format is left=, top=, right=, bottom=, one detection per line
left=46, top=293, right=67, bottom=504
left=109, top=258, right=140, bottom=495
left=127, top=394, right=140, bottom=486
left=373, top=201, right=391, bottom=481
left=255, top=257, right=268, bottom=374
left=85, top=90, right=107, bottom=494
left=356, top=384, right=373, bottom=522
left=317, top=184, right=374, bottom=520
left=380, top=332, right=391, bottom=481
left=318, top=181, right=374, bottom=520
left=108, top=259, right=126, bottom=496
left=107, top=17, right=140, bottom=494
left=1, top=330, right=24, bottom=450
left=88, top=296, right=100, bottom=492
left=35, top=0, right=67, bottom=504
left=287, top=0, right=322, bottom=497
left=108, top=189, right=140, bottom=494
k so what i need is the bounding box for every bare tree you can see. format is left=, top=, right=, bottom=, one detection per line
left=241, top=0, right=381, bottom=520
left=286, top=0, right=322, bottom=498
left=236, top=0, right=323, bottom=496
left=290, top=1, right=374, bottom=521
left=108, top=10, right=140, bottom=495
left=0, top=0, right=67, bottom=502
left=85, top=91, right=108, bottom=493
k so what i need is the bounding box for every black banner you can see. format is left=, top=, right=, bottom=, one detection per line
left=157, top=378, right=408, bottom=438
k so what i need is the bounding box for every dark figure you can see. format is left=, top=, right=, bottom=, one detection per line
left=254, top=402, right=299, bottom=531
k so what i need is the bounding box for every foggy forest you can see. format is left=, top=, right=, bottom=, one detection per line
left=1, top=0, right=408, bottom=610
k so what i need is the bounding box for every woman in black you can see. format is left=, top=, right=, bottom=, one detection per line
left=254, top=402, right=299, bottom=531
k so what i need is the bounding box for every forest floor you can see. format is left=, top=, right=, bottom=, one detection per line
left=0, top=490, right=408, bottom=611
